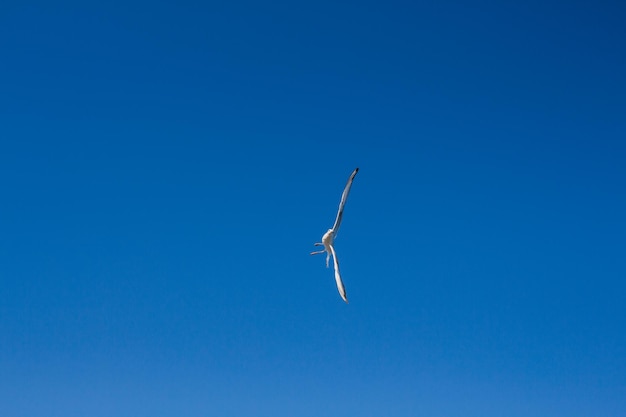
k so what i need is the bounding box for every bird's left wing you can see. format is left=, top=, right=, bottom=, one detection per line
left=331, top=167, right=359, bottom=234
left=328, top=244, right=348, bottom=303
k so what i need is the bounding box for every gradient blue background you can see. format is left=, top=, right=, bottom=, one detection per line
left=1, top=1, right=625, bottom=416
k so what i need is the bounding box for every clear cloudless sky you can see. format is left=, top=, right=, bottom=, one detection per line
left=1, top=1, right=625, bottom=416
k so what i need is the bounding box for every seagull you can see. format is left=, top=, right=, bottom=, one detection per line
left=311, top=167, right=359, bottom=303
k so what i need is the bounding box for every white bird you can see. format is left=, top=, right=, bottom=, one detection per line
left=311, top=167, right=359, bottom=303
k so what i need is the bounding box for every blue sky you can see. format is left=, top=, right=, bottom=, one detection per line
left=1, top=1, right=625, bottom=416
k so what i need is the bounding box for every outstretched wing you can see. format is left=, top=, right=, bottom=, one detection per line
left=331, top=167, right=359, bottom=234
left=328, top=244, right=348, bottom=303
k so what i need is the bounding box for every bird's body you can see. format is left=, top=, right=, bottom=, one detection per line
left=311, top=167, right=359, bottom=303
left=321, top=229, right=334, bottom=266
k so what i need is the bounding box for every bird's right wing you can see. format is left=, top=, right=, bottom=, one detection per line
left=328, top=244, right=348, bottom=303
left=331, top=167, right=359, bottom=234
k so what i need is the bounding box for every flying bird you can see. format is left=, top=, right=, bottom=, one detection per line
left=311, top=167, right=359, bottom=303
